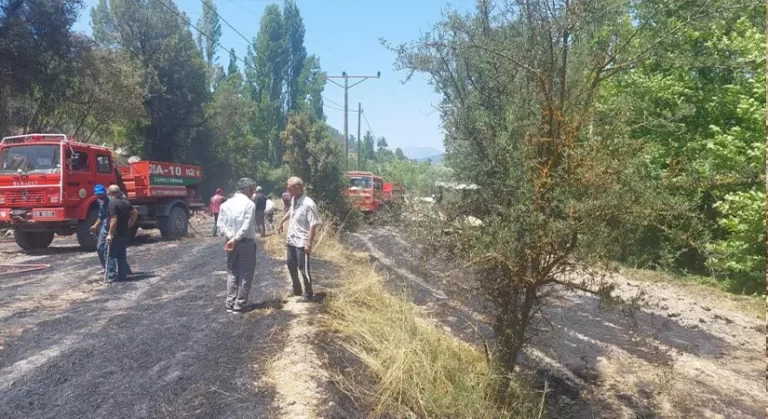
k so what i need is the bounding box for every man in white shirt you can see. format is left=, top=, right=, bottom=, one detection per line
left=264, top=197, right=275, bottom=232
left=278, top=176, right=321, bottom=302
left=216, top=177, right=258, bottom=313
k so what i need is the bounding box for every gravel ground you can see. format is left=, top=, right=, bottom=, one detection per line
left=349, top=226, right=765, bottom=419
left=0, top=225, right=292, bottom=419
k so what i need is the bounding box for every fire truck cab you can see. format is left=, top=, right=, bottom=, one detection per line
left=343, top=171, right=381, bottom=214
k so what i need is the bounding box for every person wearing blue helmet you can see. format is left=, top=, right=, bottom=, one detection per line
left=89, top=184, right=133, bottom=275
left=89, top=184, right=110, bottom=272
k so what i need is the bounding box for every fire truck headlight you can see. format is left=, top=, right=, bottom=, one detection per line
left=0, top=194, right=5, bottom=204
left=50, top=194, right=59, bottom=204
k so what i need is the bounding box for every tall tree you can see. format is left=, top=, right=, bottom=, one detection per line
left=197, top=0, right=223, bottom=90
left=92, top=0, right=209, bottom=161
left=283, top=0, right=306, bottom=113
left=362, top=130, right=375, bottom=161
left=227, top=48, right=239, bottom=77
left=298, top=55, right=325, bottom=120
left=197, top=0, right=221, bottom=67
left=246, top=4, right=287, bottom=166
left=376, top=136, right=388, bottom=151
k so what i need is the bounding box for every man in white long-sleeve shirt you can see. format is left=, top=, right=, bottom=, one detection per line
left=216, top=178, right=258, bottom=313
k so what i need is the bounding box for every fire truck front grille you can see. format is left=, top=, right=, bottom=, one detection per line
left=6, top=190, right=46, bottom=204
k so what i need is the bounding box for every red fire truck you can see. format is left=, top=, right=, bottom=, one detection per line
left=343, top=171, right=381, bottom=214
left=0, top=134, right=203, bottom=251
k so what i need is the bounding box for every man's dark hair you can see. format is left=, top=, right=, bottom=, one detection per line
left=237, top=177, right=256, bottom=193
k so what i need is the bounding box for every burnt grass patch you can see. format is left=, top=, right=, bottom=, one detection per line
left=0, top=238, right=293, bottom=419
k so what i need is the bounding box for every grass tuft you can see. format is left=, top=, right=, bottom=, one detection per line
left=325, top=264, right=543, bottom=418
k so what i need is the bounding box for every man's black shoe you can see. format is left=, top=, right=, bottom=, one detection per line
left=231, top=307, right=246, bottom=314
left=298, top=295, right=313, bottom=303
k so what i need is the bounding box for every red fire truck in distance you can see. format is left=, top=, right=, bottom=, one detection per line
left=343, top=171, right=406, bottom=214
left=0, top=134, right=203, bottom=251
left=343, top=171, right=381, bottom=214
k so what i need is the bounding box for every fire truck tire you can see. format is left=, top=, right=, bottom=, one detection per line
left=76, top=207, right=99, bottom=251
left=159, top=206, right=188, bottom=239
left=15, top=231, right=54, bottom=250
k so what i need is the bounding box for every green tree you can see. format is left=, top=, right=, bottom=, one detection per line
left=599, top=5, right=766, bottom=286
left=388, top=0, right=739, bottom=381
left=246, top=4, right=287, bottom=166
left=0, top=0, right=84, bottom=135
left=207, top=71, right=258, bottom=187
left=91, top=0, right=209, bottom=161
left=227, top=48, right=239, bottom=77
left=298, top=55, right=325, bottom=120
left=362, top=130, right=375, bottom=161
left=282, top=112, right=345, bottom=211
left=283, top=0, right=306, bottom=113
left=395, top=147, right=406, bottom=160
left=197, top=0, right=223, bottom=90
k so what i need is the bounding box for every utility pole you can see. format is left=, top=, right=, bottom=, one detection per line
left=357, top=102, right=362, bottom=170
left=324, top=71, right=380, bottom=168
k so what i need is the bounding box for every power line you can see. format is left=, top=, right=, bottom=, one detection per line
left=157, top=0, right=252, bottom=72
left=158, top=0, right=361, bottom=130
left=324, top=71, right=381, bottom=167
left=200, top=0, right=254, bottom=50
left=362, top=110, right=376, bottom=140
left=322, top=95, right=344, bottom=109
left=323, top=104, right=345, bottom=112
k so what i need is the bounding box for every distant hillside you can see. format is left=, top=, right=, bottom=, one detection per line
left=403, top=146, right=443, bottom=160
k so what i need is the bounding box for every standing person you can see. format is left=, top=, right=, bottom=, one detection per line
left=278, top=177, right=321, bottom=302
left=281, top=191, right=292, bottom=214
left=264, top=196, right=275, bottom=232
left=89, top=184, right=109, bottom=273
left=210, top=188, right=225, bottom=237
left=105, top=185, right=138, bottom=283
left=253, top=186, right=267, bottom=237
left=217, top=178, right=258, bottom=313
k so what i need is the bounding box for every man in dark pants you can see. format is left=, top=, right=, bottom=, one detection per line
left=217, top=178, right=258, bottom=313
left=253, top=186, right=267, bottom=237
left=89, top=184, right=109, bottom=273
left=105, top=185, right=138, bottom=283
left=278, top=176, right=321, bottom=302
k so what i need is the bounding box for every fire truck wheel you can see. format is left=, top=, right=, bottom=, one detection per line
left=160, top=206, right=188, bottom=239
left=76, top=207, right=99, bottom=251
left=15, top=231, right=54, bottom=250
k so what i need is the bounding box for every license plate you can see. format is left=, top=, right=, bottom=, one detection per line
left=33, top=211, right=56, bottom=218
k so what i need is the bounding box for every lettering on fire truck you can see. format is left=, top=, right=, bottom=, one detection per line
left=12, top=181, right=39, bottom=186
left=149, top=163, right=201, bottom=178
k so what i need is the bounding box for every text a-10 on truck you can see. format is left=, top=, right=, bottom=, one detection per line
left=0, top=134, right=203, bottom=251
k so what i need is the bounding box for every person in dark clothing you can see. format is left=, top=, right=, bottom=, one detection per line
left=253, top=186, right=267, bottom=237
left=105, top=184, right=138, bottom=283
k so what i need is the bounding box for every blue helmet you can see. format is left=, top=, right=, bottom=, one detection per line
left=94, top=184, right=106, bottom=195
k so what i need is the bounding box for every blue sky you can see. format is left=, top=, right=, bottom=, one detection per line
left=73, top=0, right=477, bottom=156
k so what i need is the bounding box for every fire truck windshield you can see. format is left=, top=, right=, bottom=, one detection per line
left=348, top=177, right=372, bottom=189
left=0, top=145, right=61, bottom=174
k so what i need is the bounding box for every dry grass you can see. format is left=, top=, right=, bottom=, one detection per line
left=263, top=221, right=543, bottom=418
left=325, top=263, right=543, bottom=418
left=622, top=268, right=765, bottom=320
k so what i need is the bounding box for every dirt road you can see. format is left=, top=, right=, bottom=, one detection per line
left=349, top=226, right=765, bottom=419
left=0, top=231, right=292, bottom=418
